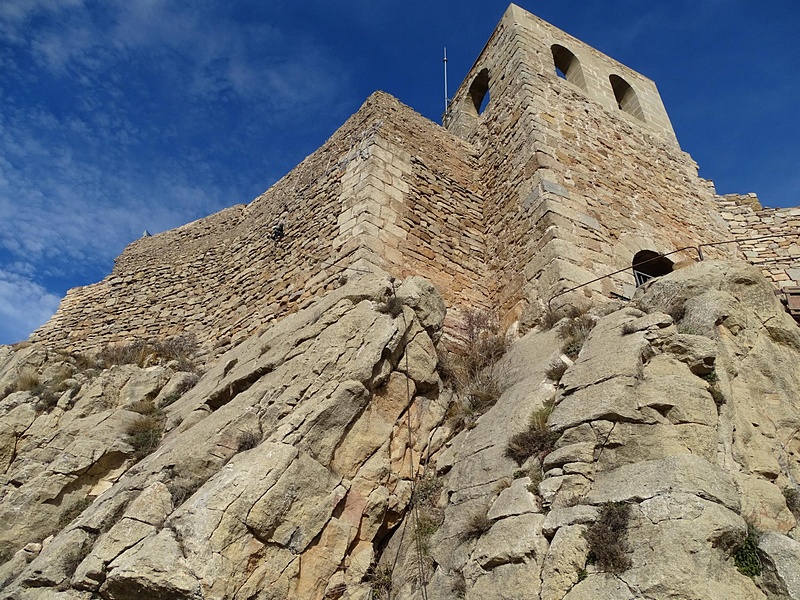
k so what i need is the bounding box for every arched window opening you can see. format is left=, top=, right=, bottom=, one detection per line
left=609, top=75, right=645, bottom=122
left=632, top=250, right=673, bottom=286
left=469, top=68, right=490, bottom=115
left=551, top=44, right=587, bottom=91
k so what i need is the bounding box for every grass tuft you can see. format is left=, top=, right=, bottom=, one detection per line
left=734, top=523, right=762, bottom=578
left=505, top=399, right=558, bottom=466
left=585, top=502, right=631, bottom=574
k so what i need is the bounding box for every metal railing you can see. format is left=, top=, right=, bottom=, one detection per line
left=546, top=232, right=800, bottom=310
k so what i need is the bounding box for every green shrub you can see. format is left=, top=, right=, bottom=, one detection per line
left=585, top=502, right=631, bottom=574
left=734, top=524, right=761, bottom=578
left=701, top=370, right=718, bottom=385
left=159, top=392, right=181, bottom=408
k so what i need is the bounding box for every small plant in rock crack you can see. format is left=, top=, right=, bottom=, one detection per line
left=15, top=369, right=40, bottom=392
left=734, top=523, right=762, bottom=578
left=462, top=510, right=494, bottom=540
left=584, top=502, right=632, bottom=574
left=236, top=430, right=261, bottom=452
left=559, top=313, right=596, bottom=360
left=545, top=358, right=569, bottom=382
left=57, top=496, right=94, bottom=529
left=365, top=564, right=393, bottom=599
left=784, top=487, right=800, bottom=520
left=505, top=398, right=559, bottom=466
left=125, top=414, right=165, bottom=462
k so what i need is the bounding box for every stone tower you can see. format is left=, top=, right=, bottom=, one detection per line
left=31, top=4, right=798, bottom=354
left=443, top=5, right=738, bottom=321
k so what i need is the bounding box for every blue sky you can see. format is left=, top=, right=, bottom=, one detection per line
left=1, top=1, right=798, bottom=344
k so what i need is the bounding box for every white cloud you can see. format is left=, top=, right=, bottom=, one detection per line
left=0, top=269, right=61, bottom=344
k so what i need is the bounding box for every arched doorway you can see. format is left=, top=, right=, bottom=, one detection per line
left=632, top=250, right=673, bottom=286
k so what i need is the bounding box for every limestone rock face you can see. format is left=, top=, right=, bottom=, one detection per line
left=1, top=261, right=800, bottom=600
left=0, top=274, right=447, bottom=599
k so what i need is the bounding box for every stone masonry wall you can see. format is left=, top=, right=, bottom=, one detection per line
left=29, top=5, right=800, bottom=356
left=445, top=5, right=739, bottom=317
left=31, top=93, right=492, bottom=355
left=716, top=194, right=800, bottom=287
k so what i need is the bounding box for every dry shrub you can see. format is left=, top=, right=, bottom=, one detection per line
left=462, top=510, right=493, bottom=540
left=783, top=487, right=800, bottom=520
left=34, top=388, right=60, bottom=413
left=505, top=399, right=558, bottom=465
left=128, top=399, right=159, bottom=415
left=16, top=369, right=40, bottom=392
left=126, top=415, right=164, bottom=461
left=545, top=359, right=568, bottom=382
left=443, top=309, right=509, bottom=433
left=167, top=476, right=203, bottom=507
left=365, top=564, right=393, bottom=599
left=560, top=313, right=595, bottom=359
left=97, top=334, right=199, bottom=371
left=585, top=502, right=631, bottom=573
left=237, top=430, right=261, bottom=451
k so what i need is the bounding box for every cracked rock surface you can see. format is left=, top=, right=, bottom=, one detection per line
left=1, top=262, right=799, bottom=599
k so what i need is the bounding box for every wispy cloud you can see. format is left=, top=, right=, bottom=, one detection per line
left=0, top=1, right=354, bottom=344
left=0, top=268, right=61, bottom=343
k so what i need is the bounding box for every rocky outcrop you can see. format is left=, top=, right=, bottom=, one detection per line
left=1, top=261, right=799, bottom=599
left=0, top=274, right=448, bottom=599
left=381, top=261, right=799, bottom=600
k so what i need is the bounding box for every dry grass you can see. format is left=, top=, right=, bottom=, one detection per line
left=16, top=369, right=40, bottom=392
left=97, top=334, right=199, bottom=371
left=585, top=502, right=631, bottom=574
left=505, top=399, right=559, bottom=466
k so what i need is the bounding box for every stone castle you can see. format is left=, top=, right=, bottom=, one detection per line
left=31, top=3, right=800, bottom=353
left=4, top=6, right=800, bottom=599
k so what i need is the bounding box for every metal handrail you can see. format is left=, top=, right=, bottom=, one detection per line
left=546, top=232, right=800, bottom=310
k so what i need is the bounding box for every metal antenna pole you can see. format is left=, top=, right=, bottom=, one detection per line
left=443, top=47, right=449, bottom=115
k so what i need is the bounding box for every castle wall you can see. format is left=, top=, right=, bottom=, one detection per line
left=445, top=4, right=739, bottom=316
left=716, top=194, right=800, bottom=288
left=31, top=93, right=492, bottom=355
left=29, top=4, right=800, bottom=355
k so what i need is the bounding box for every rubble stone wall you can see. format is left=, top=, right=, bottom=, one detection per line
left=31, top=93, right=493, bottom=354
left=715, top=194, right=800, bottom=288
